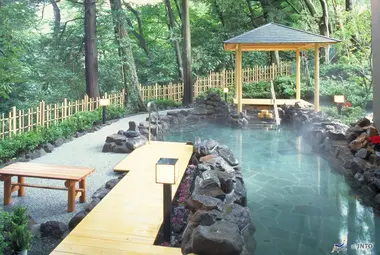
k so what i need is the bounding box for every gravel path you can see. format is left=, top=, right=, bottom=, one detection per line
left=0, top=109, right=183, bottom=225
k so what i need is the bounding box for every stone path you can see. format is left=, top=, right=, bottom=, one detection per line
left=0, top=110, right=184, bottom=224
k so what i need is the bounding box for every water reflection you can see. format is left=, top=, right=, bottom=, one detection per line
left=166, top=123, right=379, bottom=255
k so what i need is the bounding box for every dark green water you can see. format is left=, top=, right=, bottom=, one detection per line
left=166, top=122, right=380, bottom=255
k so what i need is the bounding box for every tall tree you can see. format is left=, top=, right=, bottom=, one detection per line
left=345, top=0, right=353, bottom=11
left=260, top=0, right=280, bottom=65
left=110, top=0, right=146, bottom=111
left=84, top=0, right=99, bottom=98
left=51, top=0, right=61, bottom=41
left=182, top=0, right=192, bottom=105
left=165, top=0, right=183, bottom=80
left=318, top=0, right=330, bottom=63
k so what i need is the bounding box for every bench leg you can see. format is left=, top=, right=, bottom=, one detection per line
left=79, top=179, right=86, bottom=203
left=67, top=181, right=76, bottom=212
left=4, top=176, right=12, bottom=205
left=18, top=176, right=25, bottom=196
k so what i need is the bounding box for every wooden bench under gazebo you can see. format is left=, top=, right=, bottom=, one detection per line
left=224, top=23, right=340, bottom=113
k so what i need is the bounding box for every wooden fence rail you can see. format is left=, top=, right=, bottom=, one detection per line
left=0, top=89, right=125, bottom=139
left=138, top=62, right=291, bottom=103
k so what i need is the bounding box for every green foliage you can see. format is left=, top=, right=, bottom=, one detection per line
left=321, top=106, right=366, bottom=125
left=0, top=106, right=126, bottom=163
left=198, top=87, right=235, bottom=103
left=145, top=99, right=181, bottom=109
left=0, top=207, right=32, bottom=253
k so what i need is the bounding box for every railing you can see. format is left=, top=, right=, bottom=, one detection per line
left=146, top=101, right=160, bottom=144
left=138, top=62, right=292, bottom=103
left=0, top=89, right=125, bottom=139
left=270, top=80, right=280, bottom=126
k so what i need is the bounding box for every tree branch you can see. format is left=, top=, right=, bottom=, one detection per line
left=284, top=0, right=301, bottom=15
left=59, top=17, right=83, bottom=40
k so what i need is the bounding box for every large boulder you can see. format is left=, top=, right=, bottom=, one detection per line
left=105, top=134, right=126, bottom=145
left=356, top=117, right=371, bottom=127
left=186, top=195, right=223, bottom=212
left=68, top=211, right=87, bottom=231
left=40, top=221, right=68, bottom=239
left=216, top=145, right=239, bottom=166
left=348, top=133, right=368, bottom=152
left=191, top=221, right=244, bottom=255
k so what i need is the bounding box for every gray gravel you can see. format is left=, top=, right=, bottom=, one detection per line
left=0, top=109, right=183, bottom=224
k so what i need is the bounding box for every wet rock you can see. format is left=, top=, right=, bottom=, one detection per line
left=354, top=173, right=364, bottom=185
left=233, top=179, right=247, bottom=206
left=39, top=148, right=47, bottom=157
left=217, top=145, right=239, bottom=166
left=363, top=170, right=375, bottom=184
left=192, top=221, right=244, bottom=255
left=355, top=148, right=370, bottom=159
left=113, top=144, right=130, bottom=153
left=53, top=138, right=65, bottom=147
left=186, top=195, right=223, bottom=212
left=369, top=154, right=380, bottom=166
left=356, top=117, right=371, bottom=127
left=189, top=210, right=221, bottom=227
left=218, top=171, right=234, bottom=194
left=351, top=157, right=370, bottom=174
left=202, top=170, right=221, bottom=187
left=125, top=136, right=147, bottom=151
left=368, top=126, right=379, bottom=137
left=127, top=121, right=137, bottom=131
left=105, top=178, right=119, bottom=189
left=43, top=143, right=55, bottom=153
left=40, top=221, right=68, bottom=239
left=68, top=211, right=87, bottom=231
left=223, top=204, right=253, bottom=232
left=195, top=179, right=225, bottom=200
left=84, top=198, right=100, bottom=213
left=106, top=134, right=126, bottom=145
left=198, top=164, right=211, bottom=172
left=375, top=194, right=380, bottom=206
left=204, top=139, right=218, bottom=151
left=346, top=126, right=367, bottom=142
left=348, top=133, right=368, bottom=152
left=92, top=187, right=109, bottom=200
left=102, top=142, right=116, bottom=152
left=375, top=169, right=380, bottom=178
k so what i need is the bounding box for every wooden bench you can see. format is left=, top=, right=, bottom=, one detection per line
left=0, top=163, right=95, bottom=212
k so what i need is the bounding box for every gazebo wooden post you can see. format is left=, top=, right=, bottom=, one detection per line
left=235, top=45, right=243, bottom=113
left=314, top=44, right=320, bottom=112
left=296, top=49, right=301, bottom=100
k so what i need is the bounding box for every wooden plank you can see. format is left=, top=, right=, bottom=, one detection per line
left=296, top=50, right=301, bottom=100
left=52, top=142, right=193, bottom=254
left=0, top=163, right=94, bottom=181
left=9, top=182, right=84, bottom=192
left=314, top=44, right=320, bottom=112
left=232, top=98, right=313, bottom=106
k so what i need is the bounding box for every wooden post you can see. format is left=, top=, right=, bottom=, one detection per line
left=12, top=107, right=16, bottom=135
left=18, top=176, right=25, bottom=196
left=79, top=179, right=86, bottom=203
left=4, top=176, right=12, bottom=205
left=314, top=44, right=320, bottom=112
left=155, top=83, right=158, bottom=99
left=372, top=0, right=380, bottom=128
left=67, top=180, right=76, bottom=212
left=41, top=101, right=45, bottom=127
left=236, top=45, right=243, bottom=113
left=296, top=49, right=301, bottom=100
left=1, top=113, right=4, bottom=139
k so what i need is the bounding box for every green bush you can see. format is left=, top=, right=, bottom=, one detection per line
left=0, top=207, right=32, bottom=253
left=0, top=106, right=127, bottom=163
left=198, top=88, right=235, bottom=103
left=320, top=106, right=366, bottom=125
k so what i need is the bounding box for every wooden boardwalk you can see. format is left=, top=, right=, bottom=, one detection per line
left=51, top=141, right=193, bottom=255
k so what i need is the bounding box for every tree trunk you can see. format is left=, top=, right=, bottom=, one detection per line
left=246, top=0, right=257, bottom=27
left=182, top=0, right=192, bottom=105
left=84, top=0, right=99, bottom=98
left=318, top=0, right=330, bottom=64
left=260, top=0, right=280, bottom=65
left=110, top=0, right=146, bottom=111
left=345, top=0, right=352, bottom=11
left=304, top=0, right=317, bottom=17
left=165, top=0, right=183, bottom=81
left=51, top=0, right=61, bottom=40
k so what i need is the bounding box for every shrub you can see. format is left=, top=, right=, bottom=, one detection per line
left=320, top=106, right=366, bottom=125
left=0, top=106, right=127, bottom=163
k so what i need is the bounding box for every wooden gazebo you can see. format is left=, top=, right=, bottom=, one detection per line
left=224, top=23, right=340, bottom=113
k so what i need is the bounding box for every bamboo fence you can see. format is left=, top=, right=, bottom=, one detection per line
left=138, top=62, right=291, bottom=103
left=0, top=89, right=125, bottom=139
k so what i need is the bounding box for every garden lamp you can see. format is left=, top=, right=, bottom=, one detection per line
left=155, top=158, right=179, bottom=242
left=333, top=95, right=345, bottom=115
left=223, top=87, right=229, bottom=102
left=99, top=99, right=110, bottom=124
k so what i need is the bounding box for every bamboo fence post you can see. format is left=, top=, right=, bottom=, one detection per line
left=64, top=98, right=68, bottom=120
left=18, top=110, right=22, bottom=133
left=8, top=110, right=12, bottom=135
left=12, top=107, right=16, bottom=135
left=54, top=104, right=58, bottom=124
left=1, top=113, right=4, bottom=139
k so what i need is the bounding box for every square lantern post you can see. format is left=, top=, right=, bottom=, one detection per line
left=223, top=87, right=229, bottom=102
left=155, top=158, right=179, bottom=243
left=334, top=95, right=345, bottom=115
left=99, top=99, right=110, bottom=124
